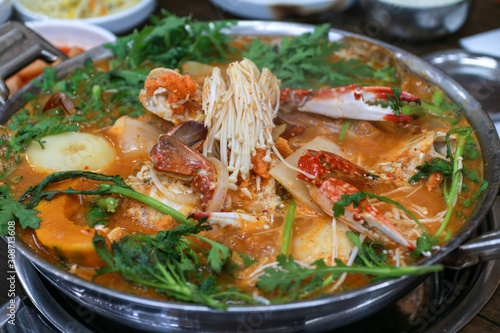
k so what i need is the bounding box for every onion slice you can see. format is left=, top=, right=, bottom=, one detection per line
left=149, top=169, right=198, bottom=205
left=206, top=157, right=229, bottom=212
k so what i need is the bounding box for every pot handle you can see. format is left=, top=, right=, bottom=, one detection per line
left=443, top=197, right=500, bottom=269
left=0, top=21, right=67, bottom=105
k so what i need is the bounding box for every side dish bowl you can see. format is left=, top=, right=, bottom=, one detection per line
left=25, top=20, right=116, bottom=51
left=1, top=21, right=499, bottom=332
left=12, top=0, right=156, bottom=34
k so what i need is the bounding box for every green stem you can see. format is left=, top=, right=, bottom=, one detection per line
left=280, top=199, right=296, bottom=256
left=103, top=184, right=196, bottom=227
left=212, top=291, right=256, bottom=303
left=435, top=129, right=471, bottom=236
left=422, top=102, right=444, bottom=115
left=339, top=120, right=351, bottom=141
left=294, top=264, right=442, bottom=279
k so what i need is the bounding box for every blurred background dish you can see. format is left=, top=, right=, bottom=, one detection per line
left=12, top=0, right=156, bottom=34
left=0, top=0, right=12, bottom=24
left=361, top=0, right=472, bottom=40
left=209, top=0, right=356, bottom=20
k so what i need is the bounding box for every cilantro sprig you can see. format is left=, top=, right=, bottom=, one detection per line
left=105, top=10, right=234, bottom=70
left=408, top=157, right=453, bottom=183
left=0, top=185, right=41, bottom=236
left=243, top=24, right=397, bottom=89
left=256, top=254, right=441, bottom=302
left=93, top=220, right=254, bottom=309
left=85, top=197, right=119, bottom=227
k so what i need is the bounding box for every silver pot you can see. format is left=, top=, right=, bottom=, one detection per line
left=1, top=21, right=499, bottom=332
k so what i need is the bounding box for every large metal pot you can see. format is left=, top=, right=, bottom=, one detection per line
left=1, top=21, right=499, bottom=332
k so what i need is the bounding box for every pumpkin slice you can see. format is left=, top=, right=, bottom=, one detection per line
left=34, top=180, right=108, bottom=267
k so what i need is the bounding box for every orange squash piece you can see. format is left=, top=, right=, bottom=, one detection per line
left=34, top=180, right=108, bottom=267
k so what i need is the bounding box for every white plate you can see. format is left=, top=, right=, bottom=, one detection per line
left=13, top=0, right=156, bottom=34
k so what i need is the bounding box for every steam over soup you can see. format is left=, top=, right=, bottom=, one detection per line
left=0, top=14, right=486, bottom=308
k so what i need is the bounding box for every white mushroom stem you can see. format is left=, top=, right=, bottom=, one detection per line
left=202, top=58, right=280, bottom=188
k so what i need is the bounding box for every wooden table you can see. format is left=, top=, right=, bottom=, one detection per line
left=1, top=0, right=499, bottom=331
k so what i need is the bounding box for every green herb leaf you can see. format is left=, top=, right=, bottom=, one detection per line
left=238, top=253, right=256, bottom=267
left=33, top=67, right=58, bottom=93
left=346, top=232, right=387, bottom=268
left=0, top=196, right=41, bottom=236
left=191, top=235, right=232, bottom=274
left=105, top=10, right=234, bottom=70
left=243, top=24, right=397, bottom=89
left=412, top=233, right=439, bottom=259
left=408, top=157, right=453, bottom=184
left=473, top=180, right=488, bottom=200
left=467, top=169, right=480, bottom=183
left=96, top=197, right=119, bottom=213
left=92, top=221, right=253, bottom=309
left=86, top=205, right=111, bottom=227
left=432, top=90, right=444, bottom=106
left=463, top=136, right=479, bottom=159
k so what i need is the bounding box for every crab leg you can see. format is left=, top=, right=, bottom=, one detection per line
left=281, top=84, right=420, bottom=122
left=297, top=150, right=414, bottom=250
left=309, top=178, right=414, bottom=250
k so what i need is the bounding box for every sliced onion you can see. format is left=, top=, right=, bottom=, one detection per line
left=206, top=157, right=229, bottom=212
left=149, top=169, right=198, bottom=205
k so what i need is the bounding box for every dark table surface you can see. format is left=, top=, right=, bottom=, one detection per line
left=1, top=0, right=500, bottom=331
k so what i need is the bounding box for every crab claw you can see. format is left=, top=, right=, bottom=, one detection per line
left=166, top=120, right=208, bottom=150
left=297, top=150, right=378, bottom=186
left=151, top=135, right=214, bottom=209
left=297, top=150, right=415, bottom=251
left=281, top=84, right=420, bottom=122
left=189, top=212, right=262, bottom=230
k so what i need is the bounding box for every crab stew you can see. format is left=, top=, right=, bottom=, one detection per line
left=0, top=14, right=486, bottom=308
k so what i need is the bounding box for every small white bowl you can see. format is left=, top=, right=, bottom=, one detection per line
left=26, top=20, right=116, bottom=51
left=13, top=0, right=156, bottom=34
left=0, top=0, right=12, bottom=24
